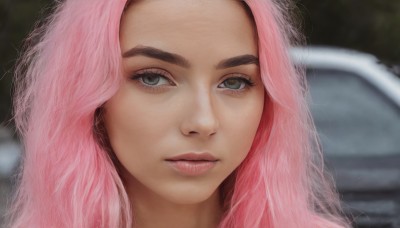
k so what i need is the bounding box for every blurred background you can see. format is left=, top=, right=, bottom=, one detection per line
left=0, top=0, right=399, bottom=227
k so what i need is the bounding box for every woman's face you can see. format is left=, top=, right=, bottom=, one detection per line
left=104, top=0, right=264, bottom=204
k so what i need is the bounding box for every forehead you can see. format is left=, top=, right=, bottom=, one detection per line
left=120, top=0, right=258, bottom=58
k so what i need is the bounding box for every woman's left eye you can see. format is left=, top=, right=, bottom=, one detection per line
left=218, top=77, right=254, bottom=90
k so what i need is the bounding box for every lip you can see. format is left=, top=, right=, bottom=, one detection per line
left=166, top=152, right=218, bottom=162
left=165, top=153, right=219, bottom=176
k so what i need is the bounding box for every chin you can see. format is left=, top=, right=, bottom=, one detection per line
left=159, top=183, right=221, bottom=205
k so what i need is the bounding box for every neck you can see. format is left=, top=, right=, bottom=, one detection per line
left=124, top=176, right=223, bottom=228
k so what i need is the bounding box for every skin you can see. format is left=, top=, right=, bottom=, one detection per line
left=103, top=0, right=264, bottom=227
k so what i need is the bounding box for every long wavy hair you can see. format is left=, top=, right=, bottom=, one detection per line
left=8, top=0, right=349, bottom=227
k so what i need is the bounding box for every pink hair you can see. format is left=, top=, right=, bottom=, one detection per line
left=219, top=1, right=349, bottom=227
left=8, top=0, right=349, bottom=227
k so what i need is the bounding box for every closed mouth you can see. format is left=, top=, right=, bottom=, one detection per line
left=165, top=152, right=218, bottom=162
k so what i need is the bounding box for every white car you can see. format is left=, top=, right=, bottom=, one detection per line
left=0, top=127, right=20, bottom=179
left=291, top=47, right=400, bottom=228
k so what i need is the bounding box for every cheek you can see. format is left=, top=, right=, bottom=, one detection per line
left=219, top=89, right=265, bottom=167
left=104, top=82, right=264, bottom=167
left=102, top=86, right=174, bottom=167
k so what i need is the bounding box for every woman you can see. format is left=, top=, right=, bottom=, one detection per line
left=8, top=0, right=349, bottom=227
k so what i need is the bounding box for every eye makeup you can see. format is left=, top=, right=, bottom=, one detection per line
left=218, top=74, right=255, bottom=89
left=130, top=68, right=176, bottom=92
left=129, top=67, right=257, bottom=96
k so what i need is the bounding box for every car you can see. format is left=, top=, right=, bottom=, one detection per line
left=0, top=126, right=21, bottom=226
left=291, top=46, right=400, bottom=228
left=0, top=127, right=20, bottom=179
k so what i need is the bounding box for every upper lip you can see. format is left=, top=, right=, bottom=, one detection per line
left=165, top=152, right=218, bottom=161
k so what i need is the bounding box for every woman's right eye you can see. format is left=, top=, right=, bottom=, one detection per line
left=130, top=69, right=174, bottom=87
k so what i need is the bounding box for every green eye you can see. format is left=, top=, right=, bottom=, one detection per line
left=222, top=78, right=245, bottom=89
left=219, top=77, right=254, bottom=90
left=142, top=73, right=162, bottom=85
left=131, top=69, right=173, bottom=87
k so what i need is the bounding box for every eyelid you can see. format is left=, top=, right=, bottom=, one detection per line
left=129, top=69, right=256, bottom=94
left=131, top=67, right=173, bottom=80
left=219, top=73, right=255, bottom=87
left=217, top=73, right=256, bottom=96
left=129, top=68, right=177, bottom=93
left=221, top=72, right=251, bottom=80
left=131, top=68, right=176, bottom=85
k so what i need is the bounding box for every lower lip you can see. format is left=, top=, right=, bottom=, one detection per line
left=166, top=160, right=217, bottom=176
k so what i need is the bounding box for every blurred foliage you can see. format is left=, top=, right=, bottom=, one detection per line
left=297, top=0, right=400, bottom=63
left=0, top=0, right=399, bottom=125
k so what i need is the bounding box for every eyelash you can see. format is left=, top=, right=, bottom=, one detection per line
left=218, top=75, right=255, bottom=93
left=130, top=68, right=175, bottom=92
left=130, top=68, right=255, bottom=94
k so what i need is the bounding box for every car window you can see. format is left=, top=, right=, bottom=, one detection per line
left=306, top=68, right=400, bottom=156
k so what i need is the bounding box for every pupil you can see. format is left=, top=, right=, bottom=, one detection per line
left=225, top=79, right=241, bottom=89
left=143, top=74, right=160, bottom=85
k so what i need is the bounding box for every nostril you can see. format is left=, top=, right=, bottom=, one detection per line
left=185, top=130, right=216, bottom=137
left=179, top=106, right=219, bottom=137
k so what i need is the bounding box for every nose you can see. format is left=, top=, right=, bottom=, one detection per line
left=180, top=89, right=219, bottom=138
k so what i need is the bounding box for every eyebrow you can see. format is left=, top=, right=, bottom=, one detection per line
left=122, top=45, right=190, bottom=68
left=122, top=45, right=259, bottom=69
left=216, top=54, right=259, bottom=69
